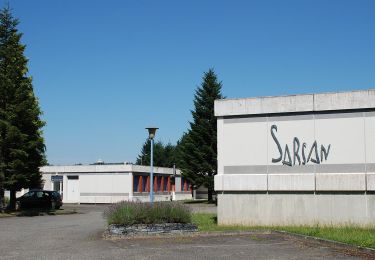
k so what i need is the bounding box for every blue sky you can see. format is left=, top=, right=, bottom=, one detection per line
left=5, top=0, right=375, bottom=165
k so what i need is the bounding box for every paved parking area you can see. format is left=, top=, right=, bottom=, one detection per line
left=0, top=204, right=374, bottom=259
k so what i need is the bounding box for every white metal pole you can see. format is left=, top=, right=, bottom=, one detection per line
left=150, top=138, right=154, bottom=205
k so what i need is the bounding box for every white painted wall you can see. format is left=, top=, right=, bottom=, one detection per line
left=79, top=173, right=132, bottom=203
left=40, top=165, right=188, bottom=203
left=216, top=112, right=375, bottom=192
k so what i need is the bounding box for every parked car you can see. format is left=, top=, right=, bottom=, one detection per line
left=16, top=190, right=63, bottom=210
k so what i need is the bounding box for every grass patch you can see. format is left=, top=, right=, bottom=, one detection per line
left=278, top=225, right=375, bottom=249
left=0, top=212, right=13, bottom=218
left=54, top=208, right=77, bottom=215
left=1, top=208, right=77, bottom=217
left=192, top=213, right=375, bottom=249
left=183, top=200, right=216, bottom=205
left=16, top=208, right=60, bottom=217
left=192, top=213, right=265, bottom=232
left=105, top=201, right=192, bottom=225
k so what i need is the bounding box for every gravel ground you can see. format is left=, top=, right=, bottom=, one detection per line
left=0, top=204, right=374, bottom=260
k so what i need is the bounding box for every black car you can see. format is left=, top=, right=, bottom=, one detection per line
left=16, top=190, right=63, bottom=210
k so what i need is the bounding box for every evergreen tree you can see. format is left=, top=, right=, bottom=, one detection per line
left=178, top=69, right=223, bottom=201
left=0, top=7, right=46, bottom=210
left=135, top=139, right=176, bottom=168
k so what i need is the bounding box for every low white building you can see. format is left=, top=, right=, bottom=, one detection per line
left=40, top=163, right=192, bottom=203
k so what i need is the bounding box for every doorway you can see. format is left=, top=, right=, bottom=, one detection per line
left=67, top=176, right=79, bottom=203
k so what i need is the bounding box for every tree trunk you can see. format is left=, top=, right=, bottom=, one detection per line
left=207, top=188, right=213, bottom=202
left=0, top=187, right=4, bottom=213
left=8, top=189, right=16, bottom=211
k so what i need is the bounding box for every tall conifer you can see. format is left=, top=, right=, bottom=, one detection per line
left=0, top=7, right=46, bottom=210
left=178, top=69, right=223, bottom=201
left=136, top=139, right=176, bottom=168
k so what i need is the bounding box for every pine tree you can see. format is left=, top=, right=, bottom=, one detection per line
left=135, top=139, right=176, bottom=167
left=0, top=7, right=46, bottom=210
left=178, top=69, right=223, bottom=201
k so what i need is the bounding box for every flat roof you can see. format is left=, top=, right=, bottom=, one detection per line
left=40, top=164, right=181, bottom=175
left=215, top=89, right=375, bottom=117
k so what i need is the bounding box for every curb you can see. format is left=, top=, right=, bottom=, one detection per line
left=273, top=230, right=375, bottom=255
left=103, top=230, right=273, bottom=240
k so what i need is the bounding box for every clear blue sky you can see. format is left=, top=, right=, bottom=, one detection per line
left=5, top=0, right=375, bottom=165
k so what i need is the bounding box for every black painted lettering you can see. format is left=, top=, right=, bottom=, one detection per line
left=307, top=141, right=320, bottom=164
left=320, top=144, right=331, bottom=162
left=271, top=125, right=282, bottom=163
left=282, top=144, right=292, bottom=166
left=302, top=142, right=307, bottom=165
left=293, top=137, right=301, bottom=165
left=270, top=125, right=331, bottom=166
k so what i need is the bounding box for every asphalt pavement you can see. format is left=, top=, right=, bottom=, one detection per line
left=0, top=204, right=374, bottom=260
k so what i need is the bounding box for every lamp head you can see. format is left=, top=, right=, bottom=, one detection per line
left=146, top=127, right=158, bottom=139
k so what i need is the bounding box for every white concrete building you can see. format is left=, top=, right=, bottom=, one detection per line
left=41, top=163, right=192, bottom=203
left=215, top=89, right=375, bottom=226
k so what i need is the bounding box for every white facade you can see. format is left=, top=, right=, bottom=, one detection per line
left=41, top=164, right=192, bottom=203
left=215, top=89, right=375, bottom=226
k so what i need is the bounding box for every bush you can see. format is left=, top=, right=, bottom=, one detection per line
left=105, top=201, right=192, bottom=225
left=3, top=196, right=9, bottom=206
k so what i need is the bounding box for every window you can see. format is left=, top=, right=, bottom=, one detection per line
left=133, top=175, right=139, bottom=192
left=23, top=191, right=35, bottom=198
left=36, top=191, right=44, bottom=198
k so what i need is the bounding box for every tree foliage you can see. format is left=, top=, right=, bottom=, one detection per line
left=0, top=7, right=46, bottom=210
left=136, top=139, right=176, bottom=168
left=177, top=69, right=223, bottom=201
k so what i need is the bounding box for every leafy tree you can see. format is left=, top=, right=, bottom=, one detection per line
left=177, top=69, right=223, bottom=201
left=136, top=139, right=176, bottom=168
left=0, top=7, right=46, bottom=210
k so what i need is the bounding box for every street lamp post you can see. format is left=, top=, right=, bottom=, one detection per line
left=146, top=127, right=158, bottom=205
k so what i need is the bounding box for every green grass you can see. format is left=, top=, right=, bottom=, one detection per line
left=183, top=199, right=216, bottom=205
left=192, top=213, right=265, bottom=232
left=0, top=212, right=13, bottom=218
left=54, top=208, right=77, bottom=215
left=192, top=213, right=375, bottom=249
left=17, top=208, right=78, bottom=216
left=0, top=208, right=77, bottom=217
left=279, top=225, right=375, bottom=249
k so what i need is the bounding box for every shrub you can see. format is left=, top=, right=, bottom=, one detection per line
left=3, top=196, right=9, bottom=206
left=105, top=201, right=192, bottom=225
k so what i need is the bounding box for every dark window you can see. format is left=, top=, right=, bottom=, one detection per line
left=142, top=176, right=147, bottom=192
left=23, top=191, right=35, bottom=198
left=164, top=177, right=168, bottom=191
left=133, top=175, right=139, bottom=192
left=157, top=176, right=162, bottom=192
left=67, top=175, right=79, bottom=180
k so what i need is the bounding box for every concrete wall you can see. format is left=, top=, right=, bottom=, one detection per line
left=194, top=186, right=209, bottom=200
left=132, top=193, right=172, bottom=202
left=215, top=90, right=375, bottom=226
left=217, top=193, right=375, bottom=226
